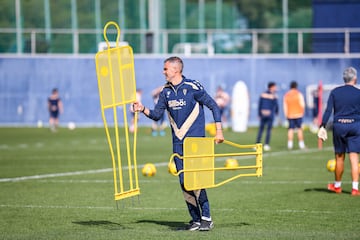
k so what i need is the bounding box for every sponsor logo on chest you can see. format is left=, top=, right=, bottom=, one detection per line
left=167, top=88, right=188, bottom=109
left=168, top=99, right=186, bottom=109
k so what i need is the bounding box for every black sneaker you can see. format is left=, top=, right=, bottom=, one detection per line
left=199, top=220, right=214, bottom=231
left=185, top=221, right=200, bottom=231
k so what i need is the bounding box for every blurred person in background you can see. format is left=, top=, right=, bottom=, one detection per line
left=256, top=82, right=279, bottom=151
left=283, top=81, right=306, bottom=150
left=214, top=85, right=231, bottom=129
left=48, top=88, right=63, bottom=132
left=151, top=86, right=167, bottom=136
left=310, top=87, right=320, bottom=133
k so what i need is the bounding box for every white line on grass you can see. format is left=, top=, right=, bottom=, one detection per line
left=0, top=162, right=169, bottom=183
left=0, top=204, right=337, bottom=215
left=0, top=147, right=332, bottom=183
left=0, top=204, right=114, bottom=210
left=0, top=168, right=113, bottom=183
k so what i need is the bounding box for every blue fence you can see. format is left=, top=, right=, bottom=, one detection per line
left=1, top=55, right=359, bottom=127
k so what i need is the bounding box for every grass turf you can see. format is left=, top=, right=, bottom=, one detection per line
left=0, top=126, right=359, bottom=240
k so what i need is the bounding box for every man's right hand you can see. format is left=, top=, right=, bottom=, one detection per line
left=132, top=101, right=143, bottom=112
left=317, top=126, right=327, bottom=141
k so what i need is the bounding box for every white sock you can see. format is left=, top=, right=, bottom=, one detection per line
left=287, top=141, right=293, bottom=149
left=334, top=181, right=341, bottom=188
left=352, top=182, right=359, bottom=190
left=201, top=216, right=212, bottom=221
left=299, top=141, right=305, bottom=149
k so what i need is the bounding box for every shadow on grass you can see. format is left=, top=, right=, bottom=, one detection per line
left=72, top=220, right=124, bottom=230
left=136, top=219, right=251, bottom=231
left=136, top=220, right=185, bottom=231
left=304, top=188, right=351, bottom=194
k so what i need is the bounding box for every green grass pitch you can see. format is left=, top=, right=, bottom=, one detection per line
left=0, top=126, right=359, bottom=240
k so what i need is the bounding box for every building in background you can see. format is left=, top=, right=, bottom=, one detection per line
left=312, top=0, right=360, bottom=53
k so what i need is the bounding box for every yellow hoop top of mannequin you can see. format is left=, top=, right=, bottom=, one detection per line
left=103, top=21, right=121, bottom=49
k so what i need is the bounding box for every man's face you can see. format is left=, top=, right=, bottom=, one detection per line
left=163, top=61, right=179, bottom=82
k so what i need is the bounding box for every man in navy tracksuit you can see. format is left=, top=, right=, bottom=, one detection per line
left=256, top=82, right=279, bottom=151
left=134, top=56, right=224, bottom=231
left=318, top=67, right=360, bottom=196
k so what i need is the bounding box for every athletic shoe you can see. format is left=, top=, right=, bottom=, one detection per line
left=199, top=220, right=214, bottom=231
left=185, top=221, right=200, bottom=231
left=351, top=189, right=360, bottom=196
left=263, top=144, right=271, bottom=151
left=299, top=141, right=306, bottom=150
left=327, top=183, right=342, bottom=194
left=299, top=145, right=307, bottom=150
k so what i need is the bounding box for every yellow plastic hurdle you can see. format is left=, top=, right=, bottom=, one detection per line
left=169, top=138, right=263, bottom=191
left=94, top=21, right=140, bottom=201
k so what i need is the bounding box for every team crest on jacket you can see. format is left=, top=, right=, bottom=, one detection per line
left=166, top=90, right=171, bottom=98
left=183, top=89, right=187, bottom=96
